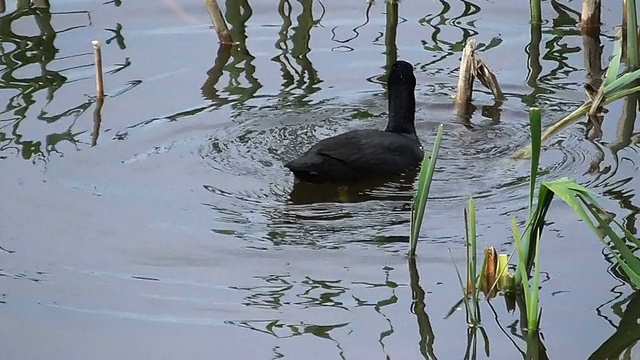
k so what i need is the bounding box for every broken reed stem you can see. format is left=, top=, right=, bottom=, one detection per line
left=455, top=40, right=477, bottom=111
left=204, top=0, right=233, bottom=44
left=476, top=60, right=505, bottom=102
left=453, top=39, right=504, bottom=121
left=92, top=40, right=104, bottom=99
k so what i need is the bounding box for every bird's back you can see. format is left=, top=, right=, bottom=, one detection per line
left=284, top=129, right=423, bottom=184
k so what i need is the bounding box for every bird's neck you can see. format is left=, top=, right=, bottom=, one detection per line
left=385, top=86, right=416, bottom=135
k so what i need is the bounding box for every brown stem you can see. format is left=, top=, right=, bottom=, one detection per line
left=92, top=40, right=105, bottom=99
left=455, top=40, right=477, bottom=122
left=581, top=0, right=601, bottom=34
left=204, top=0, right=233, bottom=44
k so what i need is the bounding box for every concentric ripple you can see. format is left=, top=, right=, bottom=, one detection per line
left=199, top=98, right=601, bottom=248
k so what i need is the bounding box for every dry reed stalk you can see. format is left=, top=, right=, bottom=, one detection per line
left=92, top=40, right=105, bottom=99
left=0, top=0, right=5, bottom=14
left=204, top=0, right=233, bottom=44
left=455, top=39, right=477, bottom=111
left=454, top=39, right=504, bottom=120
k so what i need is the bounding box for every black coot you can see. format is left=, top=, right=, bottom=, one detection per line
left=284, top=60, right=423, bottom=184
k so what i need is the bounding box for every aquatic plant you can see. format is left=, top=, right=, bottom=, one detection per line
left=515, top=30, right=640, bottom=158
left=409, top=124, right=444, bottom=257
left=625, top=0, right=639, bottom=68
left=454, top=198, right=482, bottom=325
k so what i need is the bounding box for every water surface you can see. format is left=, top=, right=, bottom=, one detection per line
left=1, top=0, right=639, bottom=359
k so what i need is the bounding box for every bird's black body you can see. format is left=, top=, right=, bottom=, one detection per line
left=285, top=60, right=423, bottom=184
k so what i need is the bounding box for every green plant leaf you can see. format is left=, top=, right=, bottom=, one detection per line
left=409, top=124, right=444, bottom=256
left=603, top=34, right=623, bottom=88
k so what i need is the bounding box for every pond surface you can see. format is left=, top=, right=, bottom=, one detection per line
left=1, top=0, right=640, bottom=359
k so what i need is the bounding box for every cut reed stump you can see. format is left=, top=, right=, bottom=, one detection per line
left=454, top=39, right=504, bottom=121
left=92, top=40, right=105, bottom=99
left=455, top=39, right=477, bottom=117
left=204, top=0, right=233, bottom=44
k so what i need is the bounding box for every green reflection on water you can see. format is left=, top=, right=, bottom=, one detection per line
left=0, top=3, right=92, bottom=160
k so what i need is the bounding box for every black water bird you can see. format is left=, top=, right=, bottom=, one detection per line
left=284, top=60, right=423, bottom=184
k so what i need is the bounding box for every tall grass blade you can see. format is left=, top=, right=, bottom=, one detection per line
left=529, top=231, right=542, bottom=331
left=513, top=215, right=542, bottom=332
left=528, top=108, right=542, bottom=213
left=514, top=107, right=545, bottom=285
left=450, top=250, right=473, bottom=323
left=522, top=184, right=554, bottom=280
left=409, top=124, right=444, bottom=257
left=604, top=33, right=623, bottom=88
left=626, top=0, right=639, bottom=68
left=604, top=68, right=640, bottom=94
left=468, top=198, right=478, bottom=300
left=513, top=216, right=532, bottom=305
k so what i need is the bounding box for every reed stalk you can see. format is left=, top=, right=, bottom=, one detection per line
left=92, top=40, right=105, bottom=99
left=204, top=0, right=233, bottom=44
left=455, top=40, right=477, bottom=118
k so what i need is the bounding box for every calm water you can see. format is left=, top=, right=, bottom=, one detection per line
left=1, top=0, right=639, bottom=359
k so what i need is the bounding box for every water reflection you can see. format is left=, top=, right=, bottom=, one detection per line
left=418, top=0, right=480, bottom=67
left=0, top=2, right=95, bottom=160
left=224, top=0, right=262, bottom=108
left=105, top=23, right=126, bottom=50
left=329, top=1, right=373, bottom=51
left=271, top=0, right=322, bottom=108
left=287, top=170, right=418, bottom=205
left=200, top=0, right=261, bottom=108
left=591, top=288, right=640, bottom=359
left=227, top=265, right=409, bottom=358
left=408, top=257, right=438, bottom=359
left=201, top=43, right=233, bottom=104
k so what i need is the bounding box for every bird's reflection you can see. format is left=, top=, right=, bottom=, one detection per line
left=287, top=170, right=419, bottom=205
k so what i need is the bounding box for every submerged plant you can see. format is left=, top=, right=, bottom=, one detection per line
left=409, top=123, right=444, bottom=257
